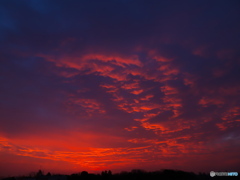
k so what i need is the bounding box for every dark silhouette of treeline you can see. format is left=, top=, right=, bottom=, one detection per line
left=2, top=169, right=240, bottom=180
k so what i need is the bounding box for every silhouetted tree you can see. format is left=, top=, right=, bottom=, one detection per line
left=81, top=171, right=89, bottom=177
left=101, top=170, right=112, bottom=179
left=101, top=171, right=108, bottom=176
left=4, top=169, right=234, bottom=180
left=36, top=170, right=43, bottom=177
left=107, top=170, right=112, bottom=176
left=131, top=169, right=145, bottom=174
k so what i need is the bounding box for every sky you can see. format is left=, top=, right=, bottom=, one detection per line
left=0, top=0, right=240, bottom=177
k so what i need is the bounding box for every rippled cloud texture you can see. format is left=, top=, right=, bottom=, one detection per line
left=1, top=0, right=240, bottom=176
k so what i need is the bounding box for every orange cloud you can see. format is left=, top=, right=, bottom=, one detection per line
left=128, top=138, right=158, bottom=144
left=183, top=73, right=196, bottom=87
left=199, top=97, right=224, bottom=107
left=124, top=126, right=138, bottom=132
left=141, top=122, right=168, bottom=132
left=216, top=123, right=227, bottom=131
left=82, top=54, right=142, bottom=67
left=37, top=53, right=143, bottom=82
left=140, top=94, right=154, bottom=101
left=160, top=85, right=178, bottom=95
left=100, top=84, right=118, bottom=93
left=221, top=107, right=240, bottom=121
left=131, top=89, right=144, bottom=95
left=147, top=50, right=173, bottom=62
left=0, top=135, right=157, bottom=171
left=66, top=98, right=106, bottom=115
left=121, top=82, right=139, bottom=90
left=158, top=64, right=179, bottom=76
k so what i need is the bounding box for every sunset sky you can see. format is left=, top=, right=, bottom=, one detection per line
left=1, top=0, right=240, bottom=177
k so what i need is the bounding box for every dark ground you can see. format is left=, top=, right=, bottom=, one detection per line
left=2, top=169, right=240, bottom=180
